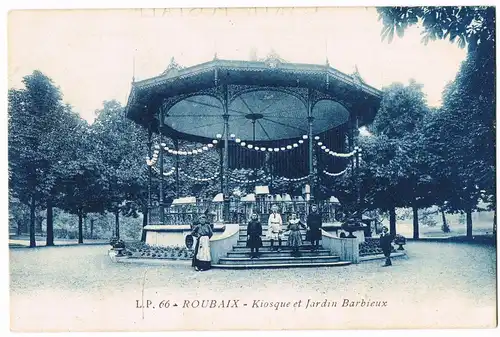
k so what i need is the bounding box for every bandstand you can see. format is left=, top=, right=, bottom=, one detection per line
left=126, top=54, right=382, bottom=261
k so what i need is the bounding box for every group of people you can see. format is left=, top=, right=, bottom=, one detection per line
left=246, top=204, right=323, bottom=258
left=189, top=206, right=395, bottom=271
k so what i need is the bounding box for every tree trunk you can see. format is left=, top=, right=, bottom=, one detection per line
left=46, top=198, right=54, bottom=246
left=115, top=209, right=120, bottom=239
left=412, top=204, right=419, bottom=239
left=441, top=210, right=450, bottom=233
left=78, top=211, right=84, bottom=244
left=29, top=194, right=36, bottom=248
left=141, top=206, right=148, bottom=242
left=35, top=214, right=43, bottom=234
left=493, top=210, right=497, bottom=236
left=389, top=206, right=396, bottom=235
left=90, top=219, right=94, bottom=240
left=84, top=216, right=88, bottom=239
left=466, top=207, right=473, bottom=239
left=17, top=221, right=22, bottom=236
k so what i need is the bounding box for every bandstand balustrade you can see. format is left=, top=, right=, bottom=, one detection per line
left=147, top=199, right=339, bottom=226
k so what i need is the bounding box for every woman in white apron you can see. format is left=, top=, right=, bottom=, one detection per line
left=191, top=214, right=213, bottom=271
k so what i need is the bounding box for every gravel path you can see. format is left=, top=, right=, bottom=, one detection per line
left=10, top=241, right=497, bottom=331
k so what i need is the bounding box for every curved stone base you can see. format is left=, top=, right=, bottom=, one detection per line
left=143, top=223, right=226, bottom=248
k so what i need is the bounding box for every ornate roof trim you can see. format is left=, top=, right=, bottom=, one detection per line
left=133, top=59, right=381, bottom=98
left=351, top=65, right=366, bottom=86
left=161, top=57, right=184, bottom=76
left=259, top=50, right=288, bottom=68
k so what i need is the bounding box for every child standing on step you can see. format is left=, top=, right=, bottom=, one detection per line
left=267, top=204, right=283, bottom=251
left=286, top=213, right=306, bottom=257
left=246, top=213, right=263, bottom=259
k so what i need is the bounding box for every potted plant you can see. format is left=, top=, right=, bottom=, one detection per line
left=394, top=234, right=406, bottom=250
left=109, top=237, right=126, bottom=256
left=340, top=210, right=366, bottom=238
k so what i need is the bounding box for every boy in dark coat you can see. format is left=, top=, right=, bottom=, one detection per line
left=380, top=226, right=394, bottom=267
left=246, top=213, right=263, bottom=259
left=306, top=204, right=322, bottom=251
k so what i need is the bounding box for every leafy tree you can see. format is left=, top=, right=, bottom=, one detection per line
left=8, top=71, right=75, bottom=247
left=378, top=6, right=496, bottom=238
left=9, top=196, right=30, bottom=235
left=92, top=100, right=150, bottom=239
left=377, top=6, right=495, bottom=51
left=58, top=120, right=107, bottom=243
left=369, top=81, right=429, bottom=235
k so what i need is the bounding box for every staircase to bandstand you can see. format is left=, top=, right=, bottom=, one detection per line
left=212, top=221, right=352, bottom=269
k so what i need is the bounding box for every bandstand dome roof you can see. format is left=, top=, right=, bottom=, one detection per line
left=126, top=55, right=382, bottom=142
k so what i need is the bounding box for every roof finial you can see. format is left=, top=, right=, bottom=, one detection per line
left=132, top=54, right=136, bottom=83
left=351, top=64, right=365, bottom=86
left=213, top=39, right=218, bottom=61
left=325, top=38, right=329, bottom=66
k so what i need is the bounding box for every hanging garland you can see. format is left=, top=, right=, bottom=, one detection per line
left=180, top=169, right=219, bottom=182
left=229, top=133, right=309, bottom=153
left=149, top=142, right=217, bottom=158
left=314, top=137, right=359, bottom=158
left=163, top=142, right=216, bottom=156
left=151, top=163, right=218, bottom=182
left=229, top=169, right=270, bottom=184
left=278, top=175, right=310, bottom=182
left=146, top=141, right=219, bottom=167
left=315, top=142, right=357, bottom=157
left=229, top=176, right=267, bottom=184
left=151, top=166, right=176, bottom=177
left=322, top=168, right=348, bottom=177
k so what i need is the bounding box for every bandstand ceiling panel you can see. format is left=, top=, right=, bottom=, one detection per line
left=163, top=91, right=351, bottom=141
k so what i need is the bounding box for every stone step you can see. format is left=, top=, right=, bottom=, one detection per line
left=212, top=261, right=351, bottom=269
left=218, top=255, right=341, bottom=265
left=240, top=225, right=306, bottom=233
left=232, top=245, right=321, bottom=251
left=227, top=250, right=331, bottom=258
left=236, top=239, right=312, bottom=246
left=240, top=228, right=306, bottom=233
left=239, top=233, right=307, bottom=240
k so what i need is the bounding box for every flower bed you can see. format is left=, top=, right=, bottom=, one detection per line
left=123, top=241, right=193, bottom=260
left=359, top=238, right=396, bottom=257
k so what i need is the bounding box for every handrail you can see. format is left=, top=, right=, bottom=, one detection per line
left=209, top=223, right=240, bottom=264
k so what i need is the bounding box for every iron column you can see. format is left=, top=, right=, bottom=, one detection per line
left=159, top=107, right=165, bottom=224
left=222, top=85, right=230, bottom=222
left=307, top=89, right=314, bottom=202
left=147, top=125, right=152, bottom=225
left=174, top=138, right=180, bottom=197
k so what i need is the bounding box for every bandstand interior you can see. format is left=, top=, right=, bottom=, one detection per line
left=126, top=55, right=382, bottom=228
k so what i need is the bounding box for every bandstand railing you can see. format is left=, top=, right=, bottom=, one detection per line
left=148, top=199, right=340, bottom=225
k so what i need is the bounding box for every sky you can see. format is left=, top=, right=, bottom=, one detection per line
left=7, top=7, right=468, bottom=123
